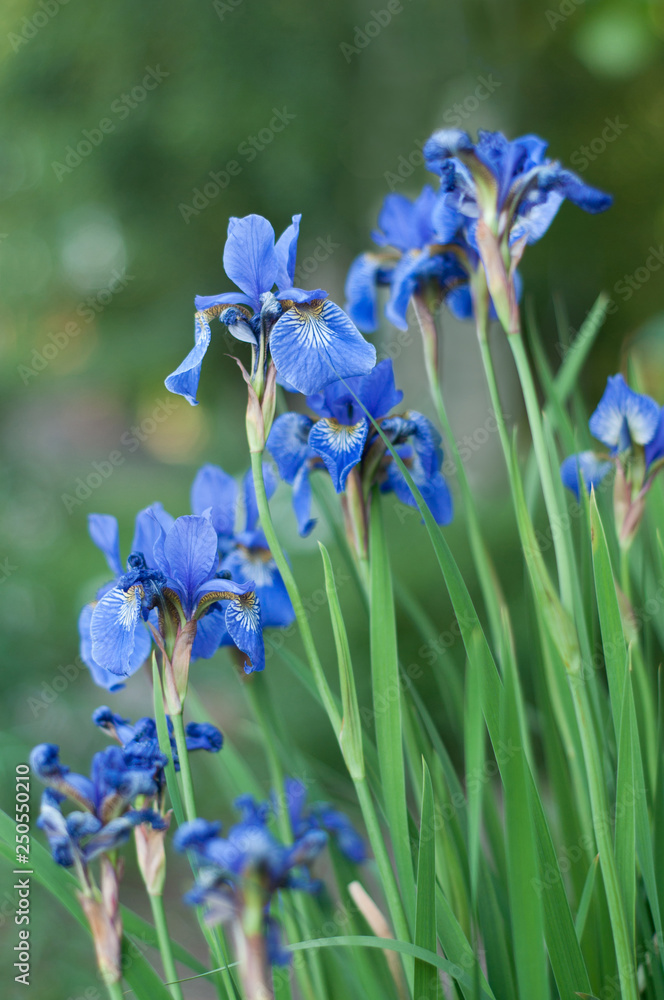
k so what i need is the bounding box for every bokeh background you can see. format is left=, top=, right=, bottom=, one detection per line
left=1, top=0, right=663, bottom=996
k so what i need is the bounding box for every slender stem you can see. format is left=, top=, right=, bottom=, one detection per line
left=412, top=294, right=504, bottom=648
left=150, top=893, right=185, bottom=1000
left=105, top=981, right=124, bottom=1000
left=170, top=712, right=197, bottom=823
left=250, top=450, right=340, bottom=732
left=509, top=331, right=575, bottom=612
left=620, top=548, right=657, bottom=785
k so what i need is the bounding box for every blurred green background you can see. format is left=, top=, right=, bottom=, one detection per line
left=1, top=0, right=663, bottom=995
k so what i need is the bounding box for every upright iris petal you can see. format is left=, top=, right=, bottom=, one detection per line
left=223, top=215, right=279, bottom=310
left=588, top=374, right=659, bottom=451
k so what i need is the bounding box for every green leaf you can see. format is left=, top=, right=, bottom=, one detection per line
left=615, top=670, right=636, bottom=952
left=369, top=497, right=416, bottom=930
left=319, top=540, right=364, bottom=780
left=589, top=492, right=627, bottom=736
left=574, top=855, right=599, bottom=940
left=464, top=653, right=484, bottom=904
left=287, top=935, right=494, bottom=998
left=122, top=934, right=176, bottom=1000
left=501, top=647, right=548, bottom=1000
left=414, top=759, right=439, bottom=1000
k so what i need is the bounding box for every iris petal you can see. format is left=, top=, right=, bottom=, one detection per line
left=267, top=412, right=314, bottom=483
left=165, top=312, right=212, bottom=406
left=225, top=593, right=265, bottom=673
left=274, top=214, right=302, bottom=290
left=308, top=417, right=369, bottom=493
left=223, top=215, right=278, bottom=309
left=588, top=374, right=659, bottom=450
left=87, top=514, right=122, bottom=576
left=269, top=299, right=376, bottom=396
left=560, top=451, right=613, bottom=499
left=90, top=586, right=146, bottom=677
left=191, top=464, right=238, bottom=542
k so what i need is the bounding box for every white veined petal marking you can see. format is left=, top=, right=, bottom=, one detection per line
left=287, top=302, right=333, bottom=350
left=317, top=419, right=366, bottom=455
left=228, top=593, right=261, bottom=633
left=237, top=548, right=276, bottom=588
left=115, top=586, right=143, bottom=630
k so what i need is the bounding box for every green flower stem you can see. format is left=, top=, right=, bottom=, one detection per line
left=170, top=711, right=197, bottom=824
left=249, top=449, right=411, bottom=976
left=249, top=449, right=340, bottom=731
left=105, top=980, right=125, bottom=1000
left=620, top=549, right=657, bottom=785
left=508, top=331, right=575, bottom=612
left=149, top=892, right=185, bottom=1000
left=411, top=293, right=505, bottom=648
left=569, top=677, right=639, bottom=1000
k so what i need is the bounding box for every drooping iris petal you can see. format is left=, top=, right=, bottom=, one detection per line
left=445, top=284, right=473, bottom=320
left=191, top=606, right=228, bottom=660
left=383, top=460, right=453, bottom=525
left=588, top=374, right=659, bottom=451
left=308, top=418, right=369, bottom=493
left=274, top=214, right=302, bottom=290
left=159, top=516, right=219, bottom=611
left=560, top=451, right=613, bottom=499
left=269, top=299, right=376, bottom=396
left=540, top=165, right=613, bottom=214
left=191, top=464, right=238, bottom=543
left=225, top=593, right=265, bottom=673
left=267, top=412, right=314, bottom=483
left=645, top=409, right=664, bottom=470
left=510, top=188, right=564, bottom=245
left=90, top=585, right=147, bottom=677
left=185, top=722, right=223, bottom=753
left=344, top=253, right=389, bottom=333
left=87, top=514, right=123, bottom=577
left=165, top=312, right=213, bottom=406
left=195, top=291, right=254, bottom=311
left=223, top=214, right=278, bottom=309
left=222, top=545, right=294, bottom=629
left=78, top=604, right=127, bottom=692
left=289, top=465, right=314, bottom=537
left=381, top=412, right=452, bottom=525
left=423, top=128, right=475, bottom=172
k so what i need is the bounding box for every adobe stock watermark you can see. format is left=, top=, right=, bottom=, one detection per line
left=569, top=115, right=628, bottom=173
left=17, top=270, right=134, bottom=385
left=179, top=107, right=296, bottom=223
left=212, top=0, right=244, bottom=20
left=27, top=656, right=86, bottom=718
left=340, top=0, right=408, bottom=62
left=383, top=74, right=501, bottom=190
left=8, top=0, right=72, bottom=53
left=545, top=0, right=586, bottom=31
left=51, top=66, right=169, bottom=181
left=61, top=397, right=180, bottom=513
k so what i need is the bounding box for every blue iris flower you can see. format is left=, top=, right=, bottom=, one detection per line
left=165, top=214, right=376, bottom=402
left=30, top=742, right=166, bottom=869
left=93, top=706, right=222, bottom=796
left=423, top=128, right=612, bottom=254
left=267, top=359, right=453, bottom=533
left=79, top=504, right=174, bottom=690
left=561, top=374, right=663, bottom=498
left=174, top=799, right=327, bottom=965
left=190, top=464, right=294, bottom=650
left=283, top=777, right=366, bottom=864
left=90, top=511, right=265, bottom=677
left=345, top=185, right=480, bottom=332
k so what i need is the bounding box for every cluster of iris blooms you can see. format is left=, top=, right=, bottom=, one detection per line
left=34, top=125, right=634, bottom=997
left=32, top=709, right=365, bottom=985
